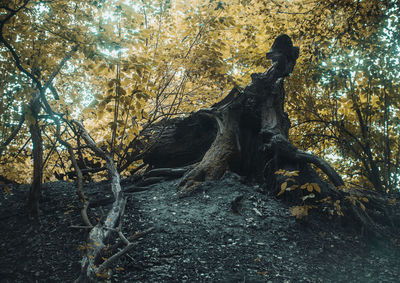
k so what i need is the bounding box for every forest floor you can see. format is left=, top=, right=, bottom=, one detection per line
left=0, top=172, right=400, bottom=282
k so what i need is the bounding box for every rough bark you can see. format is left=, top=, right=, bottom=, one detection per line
left=140, top=35, right=397, bottom=235
left=73, top=120, right=125, bottom=282
left=142, top=40, right=344, bottom=196
left=73, top=121, right=154, bottom=282
left=179, top=109, right=240, bottom=194
left=143, top=113, right=217, bottom=168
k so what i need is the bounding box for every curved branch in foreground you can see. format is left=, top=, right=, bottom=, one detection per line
left=72, top=121, right=124, bottom=282
left=72, top=121, right=154, bottom=282
left=295, top=150, right=344, bottom=187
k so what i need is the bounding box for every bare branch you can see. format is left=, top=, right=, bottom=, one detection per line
left=95, top=242, right=137, bottom=274
left=72, top=120, right=128, bottom=282
left=0, top=113, right=25, bottom=157
left=53, top=118, right=92, bottom=227
left=296, top=150, right=345, bottom=187
left=43, top=45, right=79, bottom=91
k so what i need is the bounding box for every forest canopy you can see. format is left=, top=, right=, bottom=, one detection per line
left=1, top=1, right=400, bottom=280
left=0, top=0, right=399, bottom=195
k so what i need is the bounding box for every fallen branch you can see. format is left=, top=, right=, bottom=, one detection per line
left=73, top=120, right=127, bottom=282
left=94, top=203, right=155, bottom=275
left=106, top=227, right=156, bottom=260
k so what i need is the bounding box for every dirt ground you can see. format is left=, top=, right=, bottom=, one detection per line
left=1, top=172, right=399, bottom=282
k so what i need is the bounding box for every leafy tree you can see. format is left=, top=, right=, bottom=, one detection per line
left=0, top=0, right=122, bottom=217
left=287, top=2, right=400, bottom=193
left=1, top=0, right=399, bottom=280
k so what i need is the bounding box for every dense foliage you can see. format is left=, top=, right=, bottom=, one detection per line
left=0, top=0, right=399, bottom=194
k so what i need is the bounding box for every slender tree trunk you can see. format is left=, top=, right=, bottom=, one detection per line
left=26, top=100, right=43, bottom=219
left=383, top=87, right=391, bottom=191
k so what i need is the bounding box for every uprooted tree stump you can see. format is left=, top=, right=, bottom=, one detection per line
left=142, top=35, right=398, bottom=235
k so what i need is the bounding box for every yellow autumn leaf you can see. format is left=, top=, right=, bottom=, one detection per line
left=3, top=186, right=11, bottom=195
left=370, top=95, right=380, bottom=107
left=289, top=206, right=308, bottom=219
left=277, top=182, right=287, bottom=196
left=360, top=93, right=367, bottom=104
left=312, top=183, right=321, bottom=193
left=274, top=169, right=285, bottom=175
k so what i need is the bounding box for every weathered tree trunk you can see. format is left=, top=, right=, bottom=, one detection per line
left=178, top=108, right=240, bottom=193
left=175, top=65, right=344, bottom=195
left=140, top=35, right=397, bottom=235
left=143, top=44, right=343, bottom=196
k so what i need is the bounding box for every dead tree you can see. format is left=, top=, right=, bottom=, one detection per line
left=141, top=35, right=398, bottom=234
left=144, top=35, right=340, bottom=193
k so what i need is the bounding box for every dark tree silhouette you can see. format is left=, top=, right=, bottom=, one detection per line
left=141, top=35, right=397, bottom=235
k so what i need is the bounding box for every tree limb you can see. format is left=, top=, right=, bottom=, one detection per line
left=0, top=1, right=40, bottom=89
left=0, top=113, right=25, bottom=157
left=296, top=150, right=344, bottom=187
left=72, top=120, right=128, bottom=282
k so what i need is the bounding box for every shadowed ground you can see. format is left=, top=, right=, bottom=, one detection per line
left=0, top=174, right=399, bottom=282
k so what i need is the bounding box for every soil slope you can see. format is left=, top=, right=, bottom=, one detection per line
left=0, top=173, right=399, bottom=282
